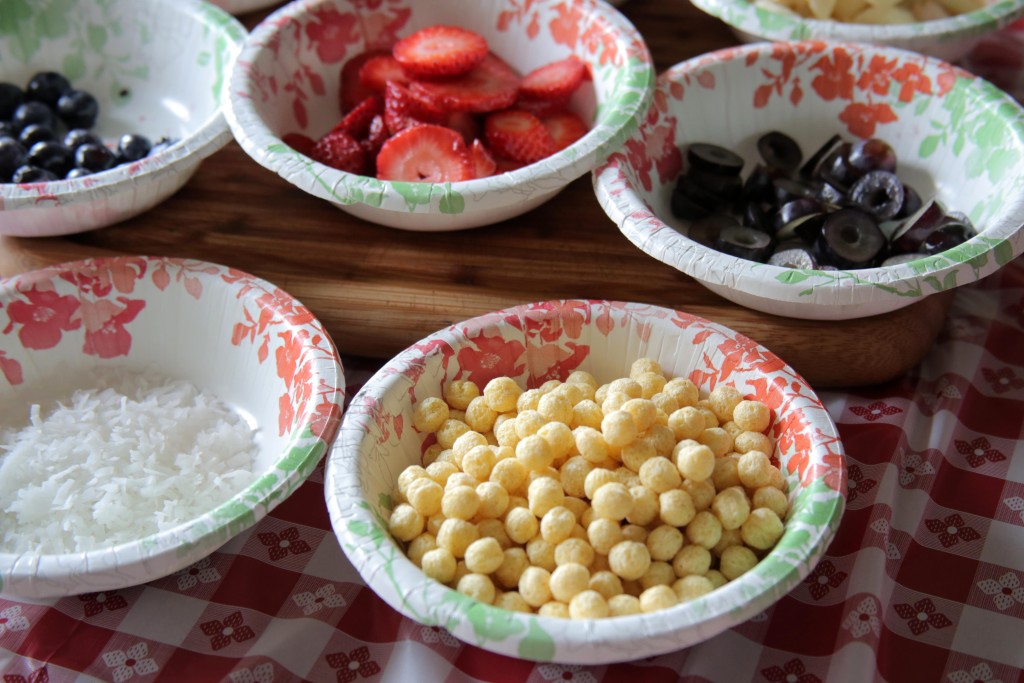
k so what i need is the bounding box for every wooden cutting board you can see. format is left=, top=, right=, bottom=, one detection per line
left=0, top=0, right=953, bottom=388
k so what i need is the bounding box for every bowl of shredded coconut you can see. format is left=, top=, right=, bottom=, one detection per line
left=0, top=256, right=345, bottom=599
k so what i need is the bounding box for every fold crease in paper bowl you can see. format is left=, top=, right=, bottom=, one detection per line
left=224, top=0, right=654, bottom=231
left=690, top=0, right=1024, bottom=62
left=593, top=41, right=1024, bottom=320
left=325, top=300, right=845, bottom=664
left=0, top=256, right=344, bottom=598
left=0, top=0, right=246, bottom=238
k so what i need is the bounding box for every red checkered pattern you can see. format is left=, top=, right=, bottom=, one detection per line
left=5, top=29, right=1024, bottom=682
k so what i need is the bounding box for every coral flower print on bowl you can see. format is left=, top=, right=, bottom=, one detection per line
left=327, top=300, right=845, bottom=664
left=0, top=256, right=345, bottom=600
left=593, top=41, right=1024, bottom=321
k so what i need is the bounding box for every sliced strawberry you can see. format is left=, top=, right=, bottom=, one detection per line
left=282, top=132, right=315, bottom=156
left=446, top=111, right=480, bottom=144
left=469, top=139, right=497, bottom=178
left=333, top=96, right=383, bottom=139
left=339, top=49, right=391, bottom=113
left=483, top=109, right=557, bottom=164
left=518, top=55, right=588, bottom=102
left=359, top=54, right=409, bottom=94
left=383, top=81, right=446, bottom=136
left=376, top=123, right=474, bottom=182
left=393, top=25, right=489, bottom=79
left=410, top=53, right=520, bottom=114
left=495, top=156, right=527, bottom=173
left=542, top=111, right=589, bottom=151
left=362, top=114, right=388, bottom=158
left=311, top=129, right=368, bottom=174
left=514, top=93, right=572, bottom=118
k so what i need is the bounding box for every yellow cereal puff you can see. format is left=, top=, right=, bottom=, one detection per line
left=569, top=589, right=610, bottom=619
left=483, top=376, right=522, bottom=413
left=413, top=397, right=450, bottom=433
left=445, top=380, right=480, bottom=411
left=388, top=503, right=424, bottom=542
left=457, top=573, right=496, bottom=604
left=608, top=540, right=652, bottom=581
left=421, top=547, right=457, bottom=584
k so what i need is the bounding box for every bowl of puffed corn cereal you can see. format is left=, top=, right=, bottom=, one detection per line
left=325, top=300, right=846, bottom=664
left=689, top=0, right=1024, bottom=61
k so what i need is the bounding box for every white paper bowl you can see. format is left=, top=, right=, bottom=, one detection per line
left=690, top=0, right=1024, bottom=62
left=224, top=0, right=654, bottom=231
left=593, top=41, right=1024, bottom=320
left=0, top=256, right=345, bottom=599
left=325, top=300, right=845, bottom=664
left=0, top=0, right=246, bottom=238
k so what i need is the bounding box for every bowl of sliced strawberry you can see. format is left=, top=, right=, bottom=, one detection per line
left=224, top=0, right=654, bottom=231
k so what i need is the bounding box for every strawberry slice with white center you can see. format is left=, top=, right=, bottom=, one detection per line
left=518, top=55, right=588, bottom=102
left=393, top=25, right=488, bottom=79
left=542, top=111, right=589, bottom=151
left=310, top=129, right=368, bottom=175
left=469, top=139, right=498, bottom=178
left=484, top=109, right=557, bottom=164
left=410, top=53, right=520, bottom=113
left=376, top=123, right=474, bottom=182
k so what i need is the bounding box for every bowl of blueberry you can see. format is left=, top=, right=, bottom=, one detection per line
left=593, top=40, right=1024, bottom=320
left=223, top=0, right=654, bottom=231
left=0, top=0, right=246, bottom=238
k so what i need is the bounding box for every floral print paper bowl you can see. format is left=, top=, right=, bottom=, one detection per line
left=593, top=41, right=1024, bottom=321
left=0, top=256, right=344, bottom=599
left=689, top=0, right=1024, bottom=62
left=0, top=0, right=246, bottom=238
left=325, top=300, right=845, bottom=664
left=224, top=0, right=654, bottom=231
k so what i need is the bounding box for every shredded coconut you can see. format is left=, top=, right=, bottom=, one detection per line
left=0, top=370, right=260, bottom=554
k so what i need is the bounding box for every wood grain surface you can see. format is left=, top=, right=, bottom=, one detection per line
left=0, top=0, right=952, bottom=388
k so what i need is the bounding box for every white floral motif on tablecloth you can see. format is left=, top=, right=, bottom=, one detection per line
left=981, top=367, right=1024, bottom=394
left=419, top=625, right=459, bottom=648
left=1003, top=496, right=1024, bottom=524
left=849, top=400, right=903, bottom=422
left=536, top=664, right=597, bottom=683
left=870, top=518, right=902, bottom=560
left=893, top=599, right=953, bottom=636
left=175, top=557, right=221, bottom=591
left=804, top=560, right=847, bottom=600
left=925, top=514, right=982, bottom=548
left=0, top=605, right=30, bottom=635
left=229, top=663, right=275, bottom=683
left=101, top=642, right=159, bottom=682
left=899, top=451, right=936, bottom=487
left=257, top=527, right=312, bottom=561
left=947, top=662, right=1004, bottom=683
left=293, top=584, right=346, bottom=615
left=955, top=437, right=1006, bottom=468
left=761, top=658, right=821, bottom=683
left=842, top=597, right=881, bottom=639
left=2, top=665, right=49, bottom=683
left=977, top=572, right=1024, bottom=611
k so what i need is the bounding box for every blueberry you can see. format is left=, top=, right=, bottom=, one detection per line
left=11, top=101, right=56, bottom=133
left=742, top=164, right=787, bottom=204
left=0, top=82, right=25, bottom=120
left=890, top=199, right=948, bottom=255
left=25, top=71, right=72, bottom=107
left=27, top=140, right=74, bottom=177
left=56, top=89, right=99, bottom=129
left=148, top=136, right=178, bottom=156
left=896, top=183, right=922, bottom=219
left=0, top=137, right=29, bottom=182
left=687, top=143, right=744, bottom=176
left=742, top=201, right=770, bottom=233
left=64, top=128, right=104, bottom=151
left=18, top=123, right=56, bottom=148
left=75, top=142, right=115, bottom=172
left=686, top=167, right=743, bottom=205
left=117, top=133, right=152, bottom=163
left=12, top=165, right=58, bottom=183
left=771, top=177, right=818, bottom=206
left=773, top=197, right=824, bottom=235
left=0, top=120, right=15, bottom=138
left=848, top=170, right=905, bottom=221
left=715, top=224, right=772, bottom=262
left=65, top=167, right=93, bottom=180
left=671, top=175, right=720, bottom=221
left=814, top=208, right=886, bottom=269
left=757, top=131, right=803, bottom=171
left=920, top=214, right=976, bottom=256
left=799, top=134, right=843, bottom=180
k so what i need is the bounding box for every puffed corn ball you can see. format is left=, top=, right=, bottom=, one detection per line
left=390, top=364, right=792, bottom=619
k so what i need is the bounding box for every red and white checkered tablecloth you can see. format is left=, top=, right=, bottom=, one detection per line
left=4, top=24, right=1024, bottom=683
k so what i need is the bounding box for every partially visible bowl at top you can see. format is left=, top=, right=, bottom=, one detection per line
left=224, top=0, right=654, bottom=231
left=689, top=0, right=1024, bottom=62
left=0, top=0, right=246, bottom=238
left=0, top=256, right=344, bottom=598
left=593, top=41, right=1024, bottom=320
